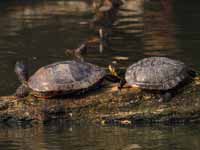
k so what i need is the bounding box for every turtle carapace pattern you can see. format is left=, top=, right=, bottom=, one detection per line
left=125, top=57, right=189, bottom=90
left=15, top=61, right=106, bottom=98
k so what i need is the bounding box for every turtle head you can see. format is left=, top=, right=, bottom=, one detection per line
left=108, top=61, right=126, bottom=89
left=108, top=61, right=119, bottom=77
left=15, top=61, right=28, bottom=84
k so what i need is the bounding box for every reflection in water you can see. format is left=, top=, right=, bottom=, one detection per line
left=104, top=0, right=179, bottom=66
left=0, top=123, right=200, bottom=150
left=109, top=0, right=178, bottom=59
left=103, top=0, right=200, bottom=68
left=114, top=0, right=144, bottom=34
left=0, top=0, right=92, bottom=36
left=105, top=0, right=144, bottom=66
left=143, top=0, right=179, bottom=57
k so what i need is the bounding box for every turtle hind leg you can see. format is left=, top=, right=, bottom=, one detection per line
left=158, top=92, right=173, bottom=103
left=188, top=69, right=197, bottom=78
left=14, top=84, right=30, bottom=98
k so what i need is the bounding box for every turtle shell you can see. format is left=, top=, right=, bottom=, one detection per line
left=28, top=61, right=106, bottom=93
left=125, top=57, right=189, bottom=90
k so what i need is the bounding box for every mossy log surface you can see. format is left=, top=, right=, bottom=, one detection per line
left=0, top=78, right=200, bottom=126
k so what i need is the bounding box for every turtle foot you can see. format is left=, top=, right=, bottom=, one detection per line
left=158, top=92, right=172, bottom=103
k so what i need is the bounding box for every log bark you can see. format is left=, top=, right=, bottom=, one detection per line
left=0, top=78, right=200, bottom=126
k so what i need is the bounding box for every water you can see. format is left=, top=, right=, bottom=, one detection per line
left=0, top=123, right=200, bottom=150
left=0, top=0, right=200, bottom=149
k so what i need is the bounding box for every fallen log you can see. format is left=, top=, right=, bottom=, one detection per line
left=0, top=77, right=200, bottom=126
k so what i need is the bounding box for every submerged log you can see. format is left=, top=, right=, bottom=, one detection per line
left=0, top=77, right=200, bottom=126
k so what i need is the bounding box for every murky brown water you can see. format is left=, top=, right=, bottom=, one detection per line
left=0, top=0, right=200, bottom=149
left=0, top=123, right=200, bottom=150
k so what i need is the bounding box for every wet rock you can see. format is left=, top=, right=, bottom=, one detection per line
left=0, top=101, right=9, bottom=111
left=0, top=79, right=199, bottom=126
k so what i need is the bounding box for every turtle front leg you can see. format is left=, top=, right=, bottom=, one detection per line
left=14, top=84, right=30, bottom=98
left=110, top=83, right=141, bottom=93
left=123, top=84, right=142, bottom=93
left=118, top=80, right=141, bottom=93
left=118, top=79, right=126, bottom=89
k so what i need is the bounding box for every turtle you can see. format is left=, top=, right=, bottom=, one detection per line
left=14, top=44, right=120, bottom=98
left=109, top=57, right=196, bottom=101
left=14, top=60, right=119, bottom=98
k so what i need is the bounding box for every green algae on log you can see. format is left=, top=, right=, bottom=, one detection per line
left=0, top=77, right=200, bottom=126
